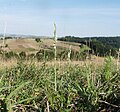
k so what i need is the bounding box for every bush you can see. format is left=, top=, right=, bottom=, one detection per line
left=35, top=38, right=41, bottom=43
left=19, top=51, right=26, bottom=60
left=36, top=49, right=54, bottom=61
left=3, top=51, right=18, bottom=60
left=5, top=44, right=8, bottom=47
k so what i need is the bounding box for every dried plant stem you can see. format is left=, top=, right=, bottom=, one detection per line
left=68, top=45, right=72, bottom=63
left=99, top=100, right=120, bottom=108
left=54, top=23, right=57, bottom=91
left=3, top=22, right=7, bottom=47
left=47, top=101, right=50, bottom=112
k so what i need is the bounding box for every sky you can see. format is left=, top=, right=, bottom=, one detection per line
left=0, top=0, right=120, bottom=37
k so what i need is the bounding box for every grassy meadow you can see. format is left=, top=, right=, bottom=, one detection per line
left=0, top=38, right=120, bottom=112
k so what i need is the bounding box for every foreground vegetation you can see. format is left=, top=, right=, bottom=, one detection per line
left=0, top=56, right=120, bottom=112
left=0, top=34, right=120, bottom=111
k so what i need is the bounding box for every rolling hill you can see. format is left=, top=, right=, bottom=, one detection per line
left=0, top=38, right=81, bottom=54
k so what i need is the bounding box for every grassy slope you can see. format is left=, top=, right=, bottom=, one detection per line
left=0, top=38, right=81, bottom=54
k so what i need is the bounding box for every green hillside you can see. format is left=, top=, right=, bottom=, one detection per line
left=58, top=36, right=120, bottom=56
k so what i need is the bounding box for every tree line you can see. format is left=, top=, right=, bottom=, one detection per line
left=58, top=36, right=120, bottom=56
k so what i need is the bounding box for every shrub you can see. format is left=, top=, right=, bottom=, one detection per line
left=36, top=49, right=54, bottom=61
left=19, top=51, right=26, bottom=60
left=5, top=44, right=8, bottom=47
left=3, top=51, right=18, bottom=60
left=35, top=38, right=41, bottom=43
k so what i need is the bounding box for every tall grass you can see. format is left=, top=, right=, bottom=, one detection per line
left=0, top=57, right=119, bottom=112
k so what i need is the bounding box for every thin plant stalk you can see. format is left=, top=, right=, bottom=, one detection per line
left=47, top=101, right=50, bottom=112
left=68, top=45, right=72, bottom=63
left=3, top=22, right=7, bottom=47
left=54, top=23, right=57, bottom=91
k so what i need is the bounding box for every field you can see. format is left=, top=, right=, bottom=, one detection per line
left=0, top=38, right=80, bottom=53
left=0, top=38, right=120, bottom=112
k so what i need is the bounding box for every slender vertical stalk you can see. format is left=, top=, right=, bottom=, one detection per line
left=67, top=45, right=72, bottom=76
left=68, top=45, right=72, bottom=63
left=3, top=22, right=7, bottom=47
left=54, top=23, right=57, bottom=91
left=47, top=100, right=50, bottom=112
